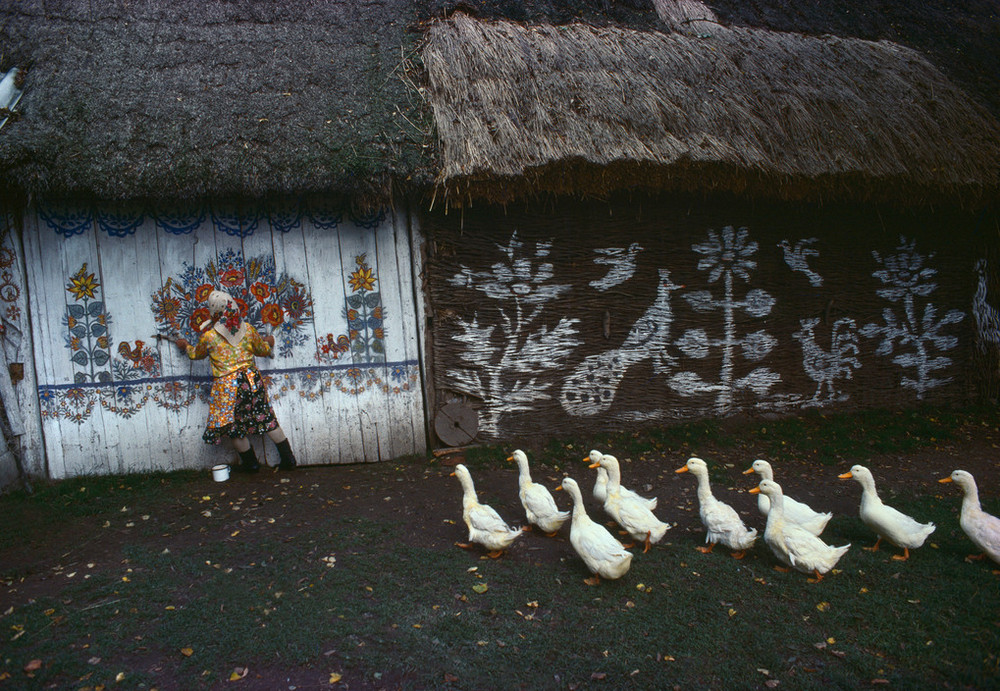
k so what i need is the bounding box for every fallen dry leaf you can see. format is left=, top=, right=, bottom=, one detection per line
left=180, top=647, right=193, bottom=657
left=329, top=672, right=342, bottom=683
left=229, top=667, right=248, bottom=681
left=591, top=672, right=607, bottom=680
left=24, top=659, right=42, bottom=673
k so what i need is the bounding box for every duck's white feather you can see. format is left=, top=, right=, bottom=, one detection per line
left=941, top=469, right=1000, bottom=564
left=561, top=477, right=632, bottom=580
left=842, top=465, right=935, bottom=550
left=745, top=459, right=832, bottom=536
left=588, top=450, right=658, bottom=509
left=453, top=464, right=523, bottom=552
left=679, top=457, right=757, bottom=551
left=509, top=450, right=569, bottom=534
left=755, top=479, right=850, bottom=578
left=594, top=454, right=671, bottom=546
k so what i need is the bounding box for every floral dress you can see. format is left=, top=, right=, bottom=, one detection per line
left=185, top=325, right=279, bottom=444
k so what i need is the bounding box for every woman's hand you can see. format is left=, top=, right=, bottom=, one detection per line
left=175, top=338, right=189, bottom=352
left=264, top=334, right=276, bottom=353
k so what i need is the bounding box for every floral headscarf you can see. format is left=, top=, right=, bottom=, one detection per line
left=204, top=290, right=247, bottom=346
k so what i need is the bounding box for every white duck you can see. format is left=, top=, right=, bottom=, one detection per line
left=939, top=469, right=1000, bottom=566
left=743, top=459, right=832, bottom=536
left=676, top=457, right=757, bottom=558
left=590, top=453, right=671, bottom=552
left=839, top=464, right=935, bottom=561
left=750, top=479, right=850, bottom=583
left=558, top=477, right=633, bottom=585
left=507, top=449, right=570, bottom=535
left=585, top=449, right=657, bottom=509
left=451, top=464, right=525, bottom=558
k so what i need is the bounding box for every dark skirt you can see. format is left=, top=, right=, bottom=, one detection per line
left=203, top=368, right=279, bottom=444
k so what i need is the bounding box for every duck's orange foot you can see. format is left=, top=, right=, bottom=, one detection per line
left=863, top=538, right=882, bottom=553
left=806, top=570, right=825, bottom=583
left=696, top=544, right=714, bottom=554
left=583, top=575, right=601, bottom=586
left=622, top=542, right=635, bottom=550
left=891, top=548, right=911, bottom=562
left=643, top=533, right=652, bottom=554
left=774, top=565, right=791, bottom=573
left=544, top=531, right=559, bottom=537
left=454, top=542, right=472, bottom=550
left=965, top=553, right=985, bottom=562
left=730, top=550, right=746, bottom=560
left=487, top=550, right=504, bottom=559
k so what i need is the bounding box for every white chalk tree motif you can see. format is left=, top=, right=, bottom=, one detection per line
left=859, top=237, right=964, bottom=399
left=447, top=232, right=581, bottom=437
left=668, top=226, right=781, bottom=413
left=792, top=316, right=861, bottom=405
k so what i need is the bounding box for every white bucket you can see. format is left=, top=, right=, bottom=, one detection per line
left=211, top=464, right=231, bottom=482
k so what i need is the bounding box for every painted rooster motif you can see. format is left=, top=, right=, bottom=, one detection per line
left=117, top=339, right=145, bottom=364
left=792, top=317, right=861, bottom=405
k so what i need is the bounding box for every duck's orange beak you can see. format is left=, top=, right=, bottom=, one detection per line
left=838, top=472, right=853, bottom=479
left=749, top=486, right=761, bottom=494
left=742, top=468, right=755, bottom=475
left=675, top=466, right=689, bottom=474
left=588, top=462, right=600, bottom=469
left=938, top=477, right=953, bottom=484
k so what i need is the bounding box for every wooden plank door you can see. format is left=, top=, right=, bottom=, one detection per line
left=24, top=199, right=427, bottom=478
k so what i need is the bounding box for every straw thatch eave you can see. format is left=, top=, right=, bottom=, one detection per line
left=423, top=14, right=1000, bottom=209
left=0, top=0, right=438, bottom=208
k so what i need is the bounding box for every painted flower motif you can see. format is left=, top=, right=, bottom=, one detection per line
left=159, top=296, right=181, bottom=322
left=65, top=387, right=88, bottom=404
left=191, top=307, right=211, bottom=331
left=67, top=263, right=100, bottom=300
left=250, top=282, right=271, bottom=303
left=349, top=265, right=376, bottom=292
left=38, top=389, right=54, bottom=403
left=346, top=368, right=363, bottom=382
left=347, top=309, right=359, bottom=322
left=67, top=315, right=77, bottom=329
left=69, top=336, right=82, bottom=351
left=284, top=289, right=310, bottom=320
left=261, top=303, right=285, bottom=326
left=195, top=284, right=214, bottom=302
left=163, top=381, right=184, bottom=396
left=220, top=268, right=245, bottom=289
left=692, top=226, right=758, bottom=283
left=96, top=335, right=109, bottom=350
left=373, top=327, right=385, bottom=340
left=448, top=233, right=569, bottom=305
left=372, top=306, right=383, bottom=320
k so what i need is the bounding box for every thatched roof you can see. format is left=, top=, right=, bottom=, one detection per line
left=1, top=0, right=997, bottom=210
left=0, top=0, right=437, bottom=206
left=423, top=12, right=1000, bottom=208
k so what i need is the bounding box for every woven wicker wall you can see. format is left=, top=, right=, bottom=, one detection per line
left=423, top=196, right=997, bottom=443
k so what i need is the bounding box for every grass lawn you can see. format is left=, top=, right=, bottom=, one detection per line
left=2, top=405, right=999, bottom=689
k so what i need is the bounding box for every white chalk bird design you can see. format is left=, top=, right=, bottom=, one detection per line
left=560, top=269, right=682, bottom=417
left=590, top=242, right=643, bottom=291
left=778, top=237, right=823, bottom=287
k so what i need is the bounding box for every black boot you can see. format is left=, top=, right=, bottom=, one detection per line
left=275, top=439, right=297, bottom=470
left=237, top=447, right=260, bottom=473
